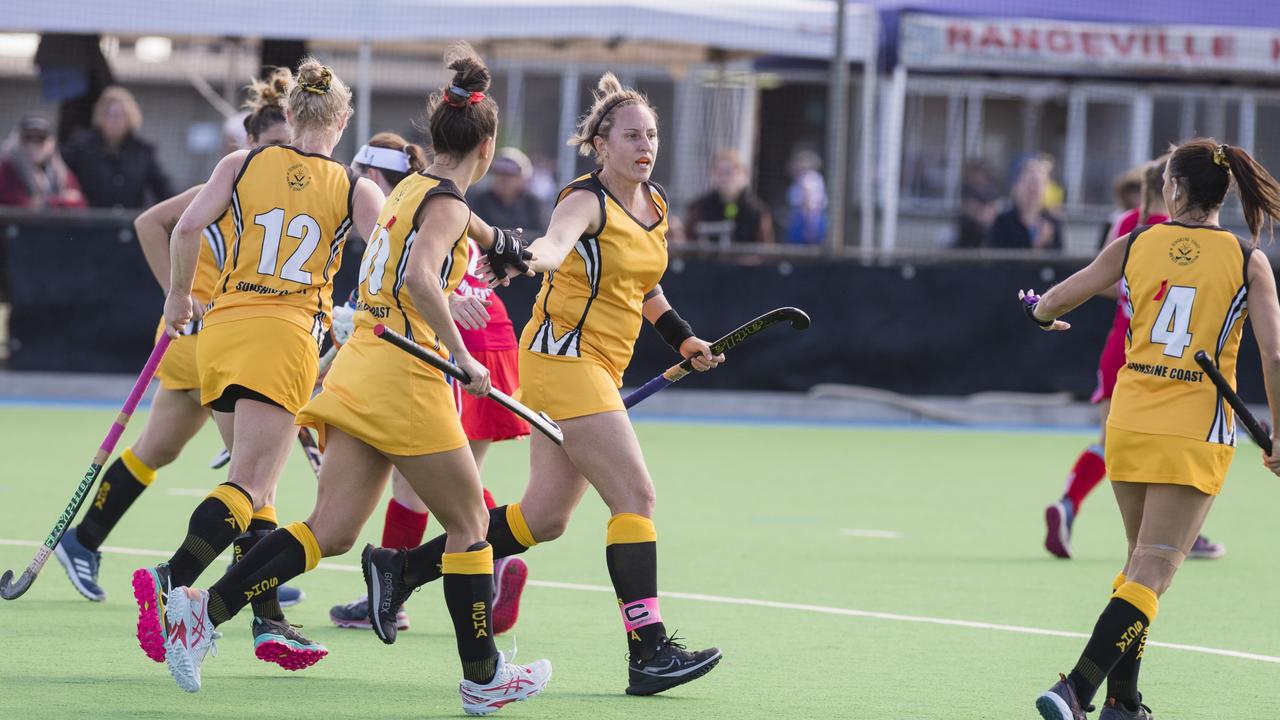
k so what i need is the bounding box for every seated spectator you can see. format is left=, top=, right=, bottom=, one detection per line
left=954, top=159, right=998, bottom=248
left=468, top=147, right=547, bottom=236
left=0, top=113, right=86, bottom=209
left=61, top=86, right=173, bottom=208
left=784, top=148, right=827, bottom=245
left=685, top=149, right=773, bottom=246
left=988, top=154, right=1062, bottom=251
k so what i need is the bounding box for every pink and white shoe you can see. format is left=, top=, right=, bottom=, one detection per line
left=459, top=651, right=551, bottom=715
left=164, top=587, right=218, bottom=693
left=492, top=557, right=528, bottom=636
left=131, top=565, right=171, bottom=663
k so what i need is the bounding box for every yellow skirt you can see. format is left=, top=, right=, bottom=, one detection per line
left=153, top=320, right=200, bottom=391
left=515, top=349, right=623, bottom=421
left=296, top=327, right=467, bottom=457
left=1106, top=424, right=1235, bottom=496
left=197, top=316, right=319, bottom=414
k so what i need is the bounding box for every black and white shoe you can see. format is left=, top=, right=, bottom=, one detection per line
left=361, top=544, right=414, bottom=645
left=625, top=635, right=721, bottom=696
left=55, top=527, right=105, bottom=601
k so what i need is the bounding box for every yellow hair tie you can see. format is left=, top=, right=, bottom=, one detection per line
left=300, top=67, right=332, bottom=95
left=1213, top=144, right=1229, bottom=169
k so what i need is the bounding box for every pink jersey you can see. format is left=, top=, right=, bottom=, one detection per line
left=456, top=239, right=517, bottom=352
left=1107, top=209, right=1169, bottom=325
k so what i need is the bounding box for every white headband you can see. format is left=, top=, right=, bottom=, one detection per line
left=354, top=144, right=410, bottom=173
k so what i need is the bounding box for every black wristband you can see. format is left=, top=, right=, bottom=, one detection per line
left=653, top=309, right=695, bottom=352
left=1022, top=296, right=1054, bottom=327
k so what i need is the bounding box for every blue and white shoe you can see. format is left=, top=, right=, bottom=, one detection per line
left=55, top=527, right=105, bottom=601
left=1044, top=498, right=1076, bottom=559
left=278, top=584, right=305, bottom=608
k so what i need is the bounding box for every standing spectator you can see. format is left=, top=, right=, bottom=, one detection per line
left=467, top=147, right=547, bottom=236
left=784, top=148, right=827, bottom=245
left=954, top=159, right=999, bottom=248
left=0, top=113, right=86, bottom=209
left=61, top=86, right=173, bottom=209
left=685, top=149, right=773, bottom=246
left=988, top=153, right=1062, bottom=251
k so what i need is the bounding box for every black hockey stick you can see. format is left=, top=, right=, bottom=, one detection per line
left=1194, top=350, right=1272, bottom=454
left=373, top=324, right=563, bottom=445
left=624, top=307, right=811, bottom=408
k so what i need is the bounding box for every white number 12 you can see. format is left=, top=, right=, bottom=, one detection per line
left=1150, top=285, right=1196, bottom=358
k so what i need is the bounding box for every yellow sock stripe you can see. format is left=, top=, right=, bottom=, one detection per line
left=252, top=505, right=278, bottom=525
left=441, top=545, right=494, bottom=575
left=1112, top=572, right=1127, bottom=594
left=283, top=521, right=321, bottom=572
left=120, top=447, right=157, bottom=487
left=207, top=484, right=252, bottom=532
left=606, top=513, right=657, bottom=545
left=506, top=503, right=537, bottom=548
left=1115, top=581, right=1159, bottom=622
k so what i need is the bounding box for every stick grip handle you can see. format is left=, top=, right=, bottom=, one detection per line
left=1194, top=350, right=1273, bottom=455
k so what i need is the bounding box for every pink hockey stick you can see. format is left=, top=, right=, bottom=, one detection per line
left=0, top=334, right=171, bottom=600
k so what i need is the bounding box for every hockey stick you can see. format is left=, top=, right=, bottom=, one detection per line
left=1193, top=350, right=1273, bottom=454
left=623, top=307, right=811, bottom=409
left=296, top=427, right=323, bottom=476
left=1, top=335, right=172, bottom=600
left=373, top=324, right=563, bottom=445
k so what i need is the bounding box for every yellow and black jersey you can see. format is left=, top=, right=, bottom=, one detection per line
left=520, top=171, right=669, bottom=385
left=1108, top=221, right=1253, bottom=445
left=353, top=172, right=470, bottom=353
left=204, top=145, right=355, bottom=342
left=194, top=209, right=233, bottom=304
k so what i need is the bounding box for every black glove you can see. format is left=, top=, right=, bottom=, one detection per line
left=487, top=226, right=532, bottom=278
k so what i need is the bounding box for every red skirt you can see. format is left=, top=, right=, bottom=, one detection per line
left=1091, top=321, right=1128, bottom=404
left=455, top=348, right=531, bottom=442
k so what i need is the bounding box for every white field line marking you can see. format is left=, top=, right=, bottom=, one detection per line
left=4, top=537, right=1278, bottom=665
left=840, top=528, right=901, bottom=539
left=166, top=488, right=213, bottom=498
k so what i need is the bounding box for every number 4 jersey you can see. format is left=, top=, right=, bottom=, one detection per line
left=204, top=145, right=355, bottom=342
left=1108, top=221, right=1253, bottom=445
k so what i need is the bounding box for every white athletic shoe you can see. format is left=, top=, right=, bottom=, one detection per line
left=164, top=587, right=218, bottom=693
left=459, top=651, right=552, bottom=716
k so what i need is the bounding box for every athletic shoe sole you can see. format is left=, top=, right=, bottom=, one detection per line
left=54, top=541, right=105, bottom=602
left=329, top=610, right=410, bottom=631
left=1035, top=692, right=1075, bottom=720
left=131, top=568, right=167, bottom=663
left=493, top=559, right=527, bottom=636
left=254, top=636, right=327, bottom=671
left=1044, top=504, right=1072, bottom=559
left=625, top=651, right=722, bottom=696
left=163, top=590, right=204, bottom=693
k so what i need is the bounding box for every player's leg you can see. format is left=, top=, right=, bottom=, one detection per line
left=1045, top=402, right=1110, bottom=559
left=58, top=387, right=207, bottom=601
left=1039, top=483, right=1214, bottom=718
left=330, top=469, right=426, bottom=630
left=132, top=398, right=295, bottom=663
left=1102, top=480, right=1146, bottom=714
left=374, top=447, right=549, bottom=711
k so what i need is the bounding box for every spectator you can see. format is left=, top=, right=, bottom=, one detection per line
left=988, top=154, right=1062, bottom=251
left=0, top=113, right=86, bottom=209
left=954, top=159, right=999, bottom=248
left=468, top=147, right=547, bottom=236
left=685, top=149, right=773, bottom=246
left=1098, top=166, right=1142, bottom=249
left=61, top=86, right=173, bottom=208
left=784, top=148, right=827, bottom=245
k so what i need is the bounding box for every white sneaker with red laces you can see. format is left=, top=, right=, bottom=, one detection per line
left=458, top=651, right=551, bottom=716
left=164, top=586, right=218, bottom=693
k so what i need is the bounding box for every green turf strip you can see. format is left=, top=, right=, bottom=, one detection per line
left=0, top=407, right=1276, bottom=718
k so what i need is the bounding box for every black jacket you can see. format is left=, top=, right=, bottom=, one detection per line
left=61, top=129, right=173, bottom=209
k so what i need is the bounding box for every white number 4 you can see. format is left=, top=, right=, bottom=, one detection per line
left=1151, top=285, right=1195, bottom=358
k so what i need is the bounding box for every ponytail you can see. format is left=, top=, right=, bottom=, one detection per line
left=1223, top=145, right=1280, bottom=245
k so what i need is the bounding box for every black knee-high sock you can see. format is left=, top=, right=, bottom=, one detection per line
left=403, top=504, right=536, bottom=587
left=442, top=542, right=499, bottom=684
left=605, top=513, right=665, bottom=661
left=1105, top=573, right=1146, bottom=708
left=208, top=521, right=318, bottom=627
left=1067, top=582, right=1159, bottom=708
left=166, top=482, right=253, bottom=588
left=77, top=449, right=156, bottom=551
left=232, top=506, right=283, bottom=621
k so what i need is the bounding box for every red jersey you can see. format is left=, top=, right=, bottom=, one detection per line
left=1108, top=209, right=1169, bottom=325
left=456, top=239, right=517, bottom=351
